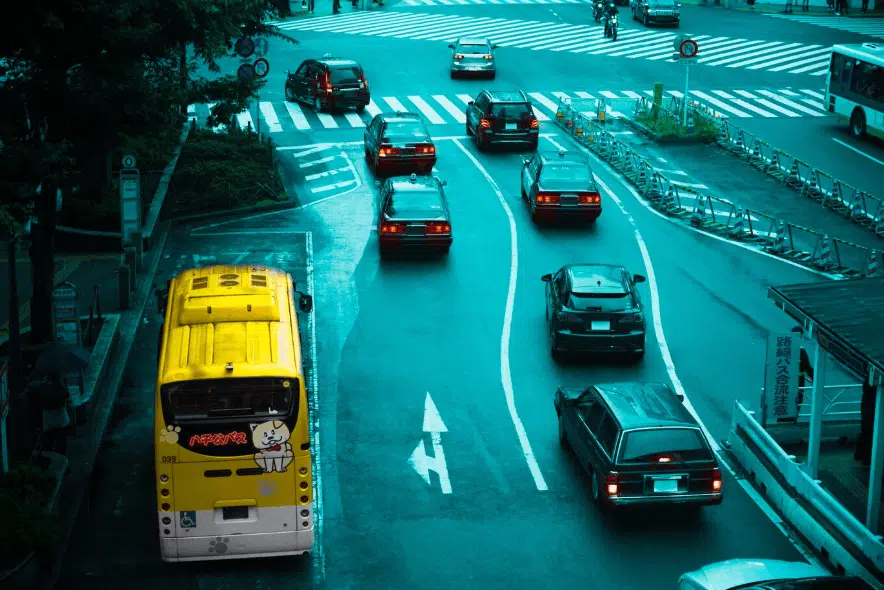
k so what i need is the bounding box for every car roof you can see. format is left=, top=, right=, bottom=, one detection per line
left=318, top=57, right=361, bottom=67
left=681, top=560, right=832, bottom=590
left=485, top=90, right=529, bottom=103
left=593, top=382, right=698, bottom=430
left=380, top=112, right=424, bottom=124
left=540, top=150, right=589, bottom=166
left=388, top=174, right=440, bottom=192
left=458, top=37, right=490, bottom=45
left=565, top=264, right=627, bottom=293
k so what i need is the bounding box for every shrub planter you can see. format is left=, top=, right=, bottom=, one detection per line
left=623, top=117, right=717, bottom=145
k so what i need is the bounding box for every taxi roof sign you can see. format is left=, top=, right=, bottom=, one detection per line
left=410, top=173, right=417, bottom=182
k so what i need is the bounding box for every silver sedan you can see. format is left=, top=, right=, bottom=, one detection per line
left=449, top=37, right=497, bottom=79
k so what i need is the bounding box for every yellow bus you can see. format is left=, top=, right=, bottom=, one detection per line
left=153, top=265, right=314, bottom=562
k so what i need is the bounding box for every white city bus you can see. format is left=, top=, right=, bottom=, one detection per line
left=825, top=42, right=884, bottom=140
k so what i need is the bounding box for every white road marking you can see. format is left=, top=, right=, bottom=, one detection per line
left=305, top=232, right=325, bottom=583
left=430, top=433, right=452, bottom=494
left=833, top=138, right=884, bottom=167
left=259, top=102, right=283, bottom=133
left=544, top=133, right=826, bottom=566
left=300, top=156, right=337, bottom=169
left=408, top=95, right=446, bottom=125
left=306, top=166, right=351, bottom=182
left=408, top=392, right=452, bottom=494
left=366, top=99, right=383, bottom=118
left=284, top=102, right=311, bottom=131
left=383, top=96, right=408, bottom=113
left=432, top=95, right=467, bottom=124
left=231, top=252, right=250, bottom=265
left=237, top=110, right=255, bottom=131
left=422, top=392, right=448, bottom=432
left=451, top=138, right=548, bottom=492
left=344, top=112, right=365, bottom=127
left=292, top=145, right=332, bottom=158
left=669, top=179, right=709, bottom=190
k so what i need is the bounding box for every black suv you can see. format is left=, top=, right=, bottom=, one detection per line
left=284, top=55, right=370, bottom=113
left=542, top=263, right=646, bottom=359
left=631, top=0, right=681, bottom=26
left=554, top=382, right=723, bottom=509
left=465, top=90, right=540, bottom=151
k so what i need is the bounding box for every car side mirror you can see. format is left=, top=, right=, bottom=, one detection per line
left=521, top=157, right=529, bottom=166
left=448, top=44, right=455, bottom=48
left=492, top=44, right=499, bottom=49
left=541, top=273, right=552, bottom=282
left=440, top=180, right=448, bottom=186
left=468, top=100, right=474, bottom=106
left=285, top=69, right=290, bottom=76
left=676, top=394, right=685, bottom=403
left=633, top=274, right=646, bottom=283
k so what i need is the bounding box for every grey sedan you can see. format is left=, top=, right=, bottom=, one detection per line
left=449, top=37, right=497, bottom=79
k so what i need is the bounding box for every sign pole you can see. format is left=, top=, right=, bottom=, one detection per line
left=683, top=62, right=690, bottom=127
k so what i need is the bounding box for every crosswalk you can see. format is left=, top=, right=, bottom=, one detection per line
left=188, top=88, right=828, bottom=134
left=766, top=15, right=884, bottom=39
left=396, top=0, right=593, bottom=5
left=276, top=12, right=833, bottom=75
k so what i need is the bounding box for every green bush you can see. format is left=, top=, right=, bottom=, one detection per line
left=0, top=463, right=61, bottom=565
left=168, top=127, right=285, bottom=215
left=636, top=109, right=718, bottom=141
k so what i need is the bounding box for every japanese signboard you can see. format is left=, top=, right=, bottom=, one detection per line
left=763, top=333, right=800, bottom=423
left=119, top=168, right=142, bottom=248
left=53, top=282, right=82, bottom=347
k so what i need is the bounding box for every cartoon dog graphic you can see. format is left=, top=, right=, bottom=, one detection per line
left=250, top=420, right=294, bottom=473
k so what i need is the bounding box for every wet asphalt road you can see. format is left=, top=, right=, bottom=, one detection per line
left=57, top=126, right=861, bottom=589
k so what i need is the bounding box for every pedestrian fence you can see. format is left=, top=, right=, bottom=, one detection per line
left=760, top=383, right=864, bottom=446
left=726, top=401, right=884, bottom=586
left=715, top=119, right=884, bottom=239
left=554, top=97, right=883, bottom=279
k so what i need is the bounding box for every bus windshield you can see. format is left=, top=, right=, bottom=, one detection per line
left=161, top=377, right=297, bottom=422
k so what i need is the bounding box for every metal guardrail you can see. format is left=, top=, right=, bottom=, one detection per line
left=727, top=401, right=884, bottom=586
left=759, top=384, right=863, bottom=426
left=554, top=97, right=882, bottom=279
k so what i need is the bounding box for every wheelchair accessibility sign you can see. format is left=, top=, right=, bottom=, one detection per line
left=180, top=511, right=197, bottom=528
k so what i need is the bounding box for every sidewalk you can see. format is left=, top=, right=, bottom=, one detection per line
left=682, top=0, right=883, bottom=14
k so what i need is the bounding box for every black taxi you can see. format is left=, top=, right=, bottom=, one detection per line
left=554, top=382, right=723, bottom=510
left=284, top=54, right=370, bottom=113
left=377, top=173, right=452, bottom=256
left=364, top=112, right=436, bottom=176
left=521, top=150, right=602, bottom=222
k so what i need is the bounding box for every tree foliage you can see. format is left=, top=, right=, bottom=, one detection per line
left=0, top=0, right=296, bottom=345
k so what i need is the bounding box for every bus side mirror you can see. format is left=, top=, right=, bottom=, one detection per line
left=298, top=294, right=313, bottom=313
left=155, top=286, right=169, bottom=315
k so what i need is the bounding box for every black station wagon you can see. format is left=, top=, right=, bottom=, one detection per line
left=554, top=382, right=723, bottom=509
left=377, top=173, right=452, bottom=256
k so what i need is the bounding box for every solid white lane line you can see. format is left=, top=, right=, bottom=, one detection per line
left=833, top=138, right=884, bottom=167
left=451, top=138, right=549, bottom=493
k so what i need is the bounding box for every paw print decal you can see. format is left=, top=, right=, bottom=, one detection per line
left=160, top=425, right=182, bottom=444
left=259, top=480, right=279, bottom=497
left=208, top=537, right=230, bottom=554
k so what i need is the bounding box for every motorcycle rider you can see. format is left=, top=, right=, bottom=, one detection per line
left=593, top=0, right=605, bottom=21
left=603, top=1, right=619, bottom=37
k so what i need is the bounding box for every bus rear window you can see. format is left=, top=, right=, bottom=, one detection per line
left=618, top=428, right=713, bottom=463
left=162, top=377, right=297, bottom=422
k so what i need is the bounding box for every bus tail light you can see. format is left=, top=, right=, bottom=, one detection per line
left=606, top=472, right=619, bottom=496
left=299, top=467, right=308, bottom=475
left=712, top=468, right=722, bottom=492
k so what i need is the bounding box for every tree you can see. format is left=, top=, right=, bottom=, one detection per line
left=0, top=0, right=295, bottom=349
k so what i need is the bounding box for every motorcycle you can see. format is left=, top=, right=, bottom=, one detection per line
left=593, top=1, right=603, bottom=22
left=604, top=14, right=618, bottom=40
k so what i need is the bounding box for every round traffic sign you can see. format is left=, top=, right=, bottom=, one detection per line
left=122, top=154, right=136, bottom=168
left=235, top=37, right=256, bottom=59
left=679, top=38, right=699, bottom=58
left=237, top=63, right=256, bottom=82
left=673, top=33, right=690, bottom=52
left=252, top=36, right=269, bottom=58
left=253, top=58, right=270, bottom=78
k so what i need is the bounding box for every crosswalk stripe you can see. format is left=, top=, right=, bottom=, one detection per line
left=408, top=96, right=446, bottom=124
left=366, top=99, right=383, bottom=118
left=696, top=39, right=771, bottom=62
left=690, top=91, right=751, bottom=118
left=317, top=112, right=339, bottom=129
left=705, top=41, right=799, bottom=67
left=285, top=102, right=311, bottom=130
left=260, top=102, right=283, bottom=133
left=456, top=94, right=473, bottom=106
left=756, top=90, right=823, bottom=117
left=734, top=90, right=797, bottom=118
left=801, top=89, right=825, bottom=100
left=710, top=90, right=776, bottom=118
left=432, top=95, right=467, bottom=123
left=383, top=96, right=408, bottom=113
left=528, top=93, right=558, bottom=119
left=344, top=112, right=365, bottom=127
left=237, top=110, right=255, bottom=130
left=747, top=45, right=828, bottom=70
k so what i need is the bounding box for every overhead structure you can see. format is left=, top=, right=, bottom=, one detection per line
left=768, top=277, right=884, bottom=533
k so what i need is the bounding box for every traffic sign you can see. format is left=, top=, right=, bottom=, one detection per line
left=253, top=58, right=270, bottom=79
left=237, top=63, right=256, bottom=82
left=122, top=154, right=136, bottom=169
left=675, top=56, right=699, bottom=65
left=235, top=37, right=256, bottom=59
left=673, top=34, right=690, bottom=52
left=252, top=36, right=269, bottom=58
left=679, top=38, right=699, bottom=59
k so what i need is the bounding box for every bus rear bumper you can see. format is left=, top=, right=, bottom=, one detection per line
left=160, top=528, right=314, bottom=562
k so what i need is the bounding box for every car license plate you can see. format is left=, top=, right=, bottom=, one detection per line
left=467, top=66, right=482, bottom=71
left=505, top=123, right=517, bottom=130
left=653, top=479, right=679, bottom=493
left=590, top=320, right=610, bottom=331
left=407, top=225, right=426, bottom=236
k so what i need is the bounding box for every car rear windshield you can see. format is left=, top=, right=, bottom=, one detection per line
left=329, top=66, right=362, bottom=83
left=457, top=43, right=490, bottom=53
left=388, top=190, right=444, bottom=217
left=568, top=292, right=634, bottom=312
left=490, top=103, right=533, bottom=119
left=541, top=164, right=592, bottom=183
left=619, top=428, right=713, bottom=463
left=383, top=121, right=429, bottom=141
left=161, top=377, right=297, bottom=422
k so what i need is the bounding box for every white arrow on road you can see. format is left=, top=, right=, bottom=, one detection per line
left=408, top=392, right=452, bottom=494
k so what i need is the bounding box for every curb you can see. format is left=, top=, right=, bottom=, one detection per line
left=169, top=198, right=300, bottom=226
left=142, top=124, right=192, bottom=251
left=41, top=226, right=169, bottom=590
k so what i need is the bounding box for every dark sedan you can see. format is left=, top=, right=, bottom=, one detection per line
left=542, top=263, right=646, bottom=359
left=521, top=150, right=602, bottom=222
left=365, top=112, right=436, bottom=176
left=377, top=173, right=452, bottom=255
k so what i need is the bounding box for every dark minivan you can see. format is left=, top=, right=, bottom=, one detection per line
left=284, top=54, right=370, bottom=113
left=465, top=90, right=540, bottom=151
left=554, top=382, right=723, bottom=509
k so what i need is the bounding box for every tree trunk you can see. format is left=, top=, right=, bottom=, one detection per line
left=29, top=177, right=59, bottom=346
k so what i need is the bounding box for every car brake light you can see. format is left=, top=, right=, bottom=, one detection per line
left=578, top=192, right=601, bottom=204
left=530, top=118, right=539, bottom=129
left=454, top=54, right=465, bottom=59
left=427, top=222, right=451, bottom=234
left=606, top=472, right=619, bottom=496
left=379, top=147, right=399, bottom=157
left=380, top=223, right=404, bottom=234
left=360, top=78, right=367, bottom=90
left=535, top=193, right=560, bottom=204
left=479, top=118, right=491, bottom=129
left=419, top=145, right=435, bottom=154
left=484, top=54, right=493, bottom=59
left=712, top=468, right=722, bottom=491
left=658, top=456, right=672, bottom=463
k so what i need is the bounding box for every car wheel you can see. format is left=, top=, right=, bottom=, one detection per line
left=643, top=12, right=648, bottom=25
left=441, top=244, right=451, bottom=255
left=364, top=145, right=371, bottom=162
left=591, top=470, right=603, bottom=504
left=632, top=349, right=646, bottom=362
left=476, top=133, right=487, bottom=152
left=314, top=96, right=324, bottom=113
left=632, top=7, right=637, bottom=19
left=489, top=71, right=496, bottom=80
left=521, top=184, right=527, bottom=200
left=529, top=139, right=538, bottom=151
left=465, top=122, right=473, bottom=136
left=285, top=87, right=295, bottom=102
left=558, top=418, right=568, bottom=449
left=851, top=109, right=867, bottom=138
left=356, top=104, right=366, bottom=113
